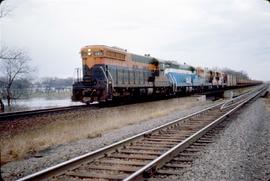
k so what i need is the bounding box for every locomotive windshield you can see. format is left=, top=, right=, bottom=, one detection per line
left=92, top=51, right=104, bottom=56
left=81, top=48, right=104, bottom=57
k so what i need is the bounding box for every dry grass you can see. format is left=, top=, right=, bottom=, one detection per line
left=0, top=97, right=206, bottom=164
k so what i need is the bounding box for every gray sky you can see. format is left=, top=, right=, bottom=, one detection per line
left=1, top=0, right=270, bottom=81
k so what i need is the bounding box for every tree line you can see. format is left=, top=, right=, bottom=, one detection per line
left=0, top=77, right=74, bottom=96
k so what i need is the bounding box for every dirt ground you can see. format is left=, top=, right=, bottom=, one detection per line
left=0, top=96, right=209, bottom=165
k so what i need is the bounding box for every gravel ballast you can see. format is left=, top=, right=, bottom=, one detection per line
left=2, top=93, right=269, bottom=181
left=1, top=97, right=214, bottom=181
left=152, top=97, right=270, bottom=181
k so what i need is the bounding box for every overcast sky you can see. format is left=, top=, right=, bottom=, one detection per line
left=1, top=0, right=270, bottom=81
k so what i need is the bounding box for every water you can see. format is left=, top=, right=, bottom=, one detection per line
left=2, top=97, right=84, bottom=112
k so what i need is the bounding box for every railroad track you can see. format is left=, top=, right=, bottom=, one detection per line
left=17, top=85, right=268, bottom=181
left=152, top=122, right=228, bottom=178
left=0, top=105, right=88, bottom=120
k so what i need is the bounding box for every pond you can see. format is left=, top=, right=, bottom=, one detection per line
left=2, top=97, right=84, bottom=112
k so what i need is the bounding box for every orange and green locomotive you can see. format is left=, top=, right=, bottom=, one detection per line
left=72, top=45, right=170, bottom=103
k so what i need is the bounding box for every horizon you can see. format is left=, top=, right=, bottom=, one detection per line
left=1, top=0, right=270, bottom=81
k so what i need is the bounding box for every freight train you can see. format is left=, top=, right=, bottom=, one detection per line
left=72, top=45, right=261, bottom=103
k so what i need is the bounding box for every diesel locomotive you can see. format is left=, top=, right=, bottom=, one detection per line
left=72, top=45, right=260, bottom=104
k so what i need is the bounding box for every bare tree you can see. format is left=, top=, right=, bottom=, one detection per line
left=0, top=0, right=5, bottom=6
left=0, top=47, right=34, bottom=106
left=0, top=0, right=12, bottom=18
left=0, top=1, right=35, bottom=108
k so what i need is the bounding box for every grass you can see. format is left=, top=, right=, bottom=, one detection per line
left=0, top=96, right=207, bottom=165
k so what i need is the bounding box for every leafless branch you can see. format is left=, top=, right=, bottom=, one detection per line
left=0, top=47, right=34, bottom=106
left=0, top=0, right=12, bottom=18
left=0, top=0, right=5, bottom=5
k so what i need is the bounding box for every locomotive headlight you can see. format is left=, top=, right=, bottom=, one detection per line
left=87, top=49, right=91, bottom=55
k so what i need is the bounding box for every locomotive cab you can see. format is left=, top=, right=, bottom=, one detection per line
left=76, top=47, right=111, bottom=103
left=76, top=45, right=129, bottom=103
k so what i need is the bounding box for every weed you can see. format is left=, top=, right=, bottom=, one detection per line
left=0, top=96, right=207, bottom=164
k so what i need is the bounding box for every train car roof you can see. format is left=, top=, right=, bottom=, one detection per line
left=81, top=45, right=128, bottom=54
left=164, top=60, right=195, bottom=71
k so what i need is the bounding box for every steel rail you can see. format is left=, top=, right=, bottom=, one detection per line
left=124, top=84, right=266, bottom=181
left=220, top=84, right=266, bottom=110
left=0, top=105, right=87, bottom=120
left=16, top=85, right=267, bottom=181
left=16, top=102, right=225, bottom=181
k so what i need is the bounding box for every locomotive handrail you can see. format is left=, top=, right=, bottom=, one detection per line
left=99, top=66, right=109, bottom=94
left=107, top=69, right=114, bottom=88
left=167, top=74, right=173, bottom=86
left=172, top=74, right=178, bottom=87
left=168, top=74, right=177, bottom=92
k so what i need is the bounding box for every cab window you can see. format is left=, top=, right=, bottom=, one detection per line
left=93, top=51, right=104, bottom=56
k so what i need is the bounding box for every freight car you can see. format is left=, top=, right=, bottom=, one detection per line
left=72, top=45, right=261, bottom=104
